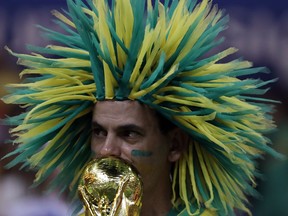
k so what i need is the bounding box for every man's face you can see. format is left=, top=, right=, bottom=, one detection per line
left=91, top=100, right=178, bottom=194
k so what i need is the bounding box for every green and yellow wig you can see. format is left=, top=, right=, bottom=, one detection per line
left=2, top=0, right=282, bottom=215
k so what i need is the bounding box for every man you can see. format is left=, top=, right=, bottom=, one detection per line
left=91, top=100, right=185, bottom=215
left=2, top=0, right=281, bottom=215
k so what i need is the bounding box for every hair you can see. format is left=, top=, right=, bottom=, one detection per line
left=155, top=111, right=177, bottom=134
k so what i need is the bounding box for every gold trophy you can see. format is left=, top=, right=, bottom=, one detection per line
left=78, top=157, right=143, bottom=216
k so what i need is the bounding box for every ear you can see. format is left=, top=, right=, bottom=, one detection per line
left=167, top=128, right=189, bottom=162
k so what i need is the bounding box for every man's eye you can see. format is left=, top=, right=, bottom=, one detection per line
left=121, top=131, right=142, bottom=139
left=92, top=128, right=107, bottom=137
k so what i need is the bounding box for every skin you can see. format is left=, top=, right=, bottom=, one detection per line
left=91, top=100, right=185, bottom=216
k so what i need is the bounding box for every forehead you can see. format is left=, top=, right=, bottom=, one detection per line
left=92, top=100, right=158, bottom=127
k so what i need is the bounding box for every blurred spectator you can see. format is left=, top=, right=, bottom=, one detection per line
left=0, top=174, right=69, bottom=216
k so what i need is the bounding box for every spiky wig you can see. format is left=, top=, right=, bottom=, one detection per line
left=2, top=0, right=281, bottom=215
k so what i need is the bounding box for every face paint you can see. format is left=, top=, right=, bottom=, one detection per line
left=131, top=149, right=153, bottom=157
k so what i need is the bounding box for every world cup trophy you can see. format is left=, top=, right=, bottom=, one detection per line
left=78, top=157, right=143, bottom=216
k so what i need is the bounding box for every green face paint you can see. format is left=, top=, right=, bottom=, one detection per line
left=131, top=149, right=153, bottom=157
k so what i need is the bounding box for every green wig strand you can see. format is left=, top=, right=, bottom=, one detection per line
left=2, top=0, right=282, bottom=215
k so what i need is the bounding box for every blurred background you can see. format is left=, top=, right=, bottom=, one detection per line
left=0, top=0, right=287, bottom=216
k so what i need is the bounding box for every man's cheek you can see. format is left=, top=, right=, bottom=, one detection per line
left=130, top=149, right=155, bottom=177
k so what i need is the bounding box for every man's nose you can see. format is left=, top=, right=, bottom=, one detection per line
left=97, top=134, right=121, bottom=157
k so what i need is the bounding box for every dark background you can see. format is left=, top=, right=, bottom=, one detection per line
left=0, top=1, right=287, bottom=216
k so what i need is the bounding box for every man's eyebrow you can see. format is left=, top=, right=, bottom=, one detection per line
left=91, top=122, right=144, bottom=132
left=91, top=121, right=104, bottom=128
left=117, top=124, right=144, bottom=132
